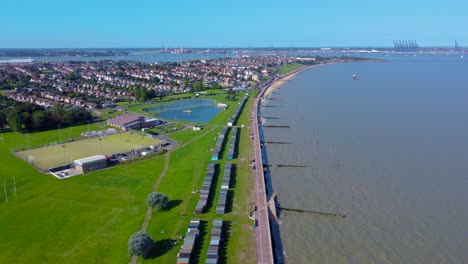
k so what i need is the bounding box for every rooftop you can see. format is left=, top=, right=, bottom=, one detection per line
left=74, top=155, right=107, bottom=165
left=108, top=113, right=143, bottom=126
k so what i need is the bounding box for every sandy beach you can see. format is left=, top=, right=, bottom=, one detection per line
left=263, top=64, right=330, bottom=99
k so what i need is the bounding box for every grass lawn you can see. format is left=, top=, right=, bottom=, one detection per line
left=0, top=123, right=166, bottom=263
left=17, top=132, right=161, bottom=171
left=147, top=123, right=185, bottom=135
left=0, top=90, right=257, bottom=263
left=279, top=63, right=304, bottom=75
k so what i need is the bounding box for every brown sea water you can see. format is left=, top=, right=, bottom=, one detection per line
left=261, top=58, right=468, bottom=263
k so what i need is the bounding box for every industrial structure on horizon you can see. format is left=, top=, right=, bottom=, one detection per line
left=393, top=40, right=419, bottom=52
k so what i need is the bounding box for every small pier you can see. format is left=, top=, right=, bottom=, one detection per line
left=267, top=193, right=280, bottom=223
left=262, top=125, right=290, bottom=128
left=276, top=164, right=308, bottom=168
left=279, top=207, right=346, bottom=219
left=261, top=116, right=283, bottom=119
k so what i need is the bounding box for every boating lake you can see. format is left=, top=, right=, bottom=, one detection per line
left=145, top=99, right=221, bottom=123
left=261, top=56, right=468, bottom=263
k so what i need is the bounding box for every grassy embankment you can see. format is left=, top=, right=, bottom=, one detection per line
left=279, top=63, right=304, bottom=75
left=0, top=90, right=257, bottom=263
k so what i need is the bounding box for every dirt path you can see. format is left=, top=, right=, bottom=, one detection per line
left=130, top=126, right=218, bottom=263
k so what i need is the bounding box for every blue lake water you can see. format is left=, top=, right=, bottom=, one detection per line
left=145, top=99, right=221, bottom=123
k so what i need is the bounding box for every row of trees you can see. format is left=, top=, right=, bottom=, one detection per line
left=131, top=85, right=156, bottom=102
left=128, top=192, right=170, bottom=258
left=0, top=98, right=92, bottom=132
left=0, top=72, right=32, bottom=90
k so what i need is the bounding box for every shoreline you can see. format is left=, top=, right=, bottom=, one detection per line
left=252, top=62, right=336, bottom=264
left=264, top=62, right=338, bottom=98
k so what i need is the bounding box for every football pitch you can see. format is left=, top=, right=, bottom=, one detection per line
left=17, top=132, right=161, bottom=171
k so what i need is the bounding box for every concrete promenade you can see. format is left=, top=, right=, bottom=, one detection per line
left=252, top=82, right=274, bottom=264
left=251, top=65, right=311, bottom=264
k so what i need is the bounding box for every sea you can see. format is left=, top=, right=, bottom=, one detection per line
left=260, top=54, right=468, bottom=263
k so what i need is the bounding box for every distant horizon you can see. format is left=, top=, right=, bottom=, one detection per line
left=0, top=45, right=464, bottom=50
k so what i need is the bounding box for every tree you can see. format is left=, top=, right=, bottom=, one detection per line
left=128, top=231, right=154, bottom=258
left=0, top=111, right=6, bottom=128
left=145, top=192, right=169, bottom=211
left=193, top=80, right=203, bottom=91
left=140, top=87, right=149, bottom=102
left=21, top=112, right=33, bottom=130
left=66, top=71, right=80, bottom=80
left=183, top=78, right=189, bottom=86
left=6, top=110, right=23, bottom=132
left=32, top=111, right=49, bottom=130
left=212, top=84, right=222, bottom=90
left=133, top=86, right=141, bottom=101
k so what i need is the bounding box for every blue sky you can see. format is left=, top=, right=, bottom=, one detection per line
left=1, top=0, right=467, bottom=48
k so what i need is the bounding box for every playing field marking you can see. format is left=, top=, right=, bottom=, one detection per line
left=62, top=210, right=123, bottom=256
left=65, top=183, right=137, bottom=193
left=0, top=244, right=65, bottom=257
left=36, top=196, right=125, bottom=212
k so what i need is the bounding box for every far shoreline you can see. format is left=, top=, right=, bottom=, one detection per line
left=264, top=58, right=382, bottom=99
left=264, top=63, right=331, bottom=99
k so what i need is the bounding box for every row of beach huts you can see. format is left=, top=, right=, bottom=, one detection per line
left=176, top=218, right=225, bottom=264
left=206, top=219, right=224, bottom=264
left=195, top=162, right=216, bottom=214
left=178, top=95, right=248, bottom=263
left=216, top=162, right=232, bottom=214
left=211, top=126, right=228, bottom=161
left=211, top=95, right=247, bottom=161
left=176, top=218, right=200, bottom=264
left=227, top=95, right=248, bottom=127
left=226, top=127, right=238, bottom=160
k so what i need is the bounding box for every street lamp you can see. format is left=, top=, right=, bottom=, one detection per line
left=62, top=145, right=66, bottom=164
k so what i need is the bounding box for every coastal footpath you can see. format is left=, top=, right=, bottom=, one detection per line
left=251, top=65, right=312, bottom=264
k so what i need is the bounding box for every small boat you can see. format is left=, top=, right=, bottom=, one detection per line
left=183, top=109, right=192, bottom=113
left=352, top=74, right=358, bottom=79
left=461, top=55, right=464, bottom=59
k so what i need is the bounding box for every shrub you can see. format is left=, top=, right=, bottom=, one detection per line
left=146, top=192, right=169, bottom=211
left=128, top=231, right=154, bottom=258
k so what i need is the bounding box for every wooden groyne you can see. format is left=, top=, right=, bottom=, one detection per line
left=263, top=125, right=290, bottom=128
left=261, top=117, right=283, bottom=119
left=276, top=164, right=308, bottom=168
left=263, top=141, right=292, bottom=144
left=279, top=207, right=346, bottom=219
left=262, top=105, right=282, bottom=107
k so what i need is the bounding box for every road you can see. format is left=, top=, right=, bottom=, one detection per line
left=251, top=80, right=275, bottom=264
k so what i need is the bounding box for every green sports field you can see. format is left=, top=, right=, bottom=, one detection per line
left=17, top=132, right=161, bottom=171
